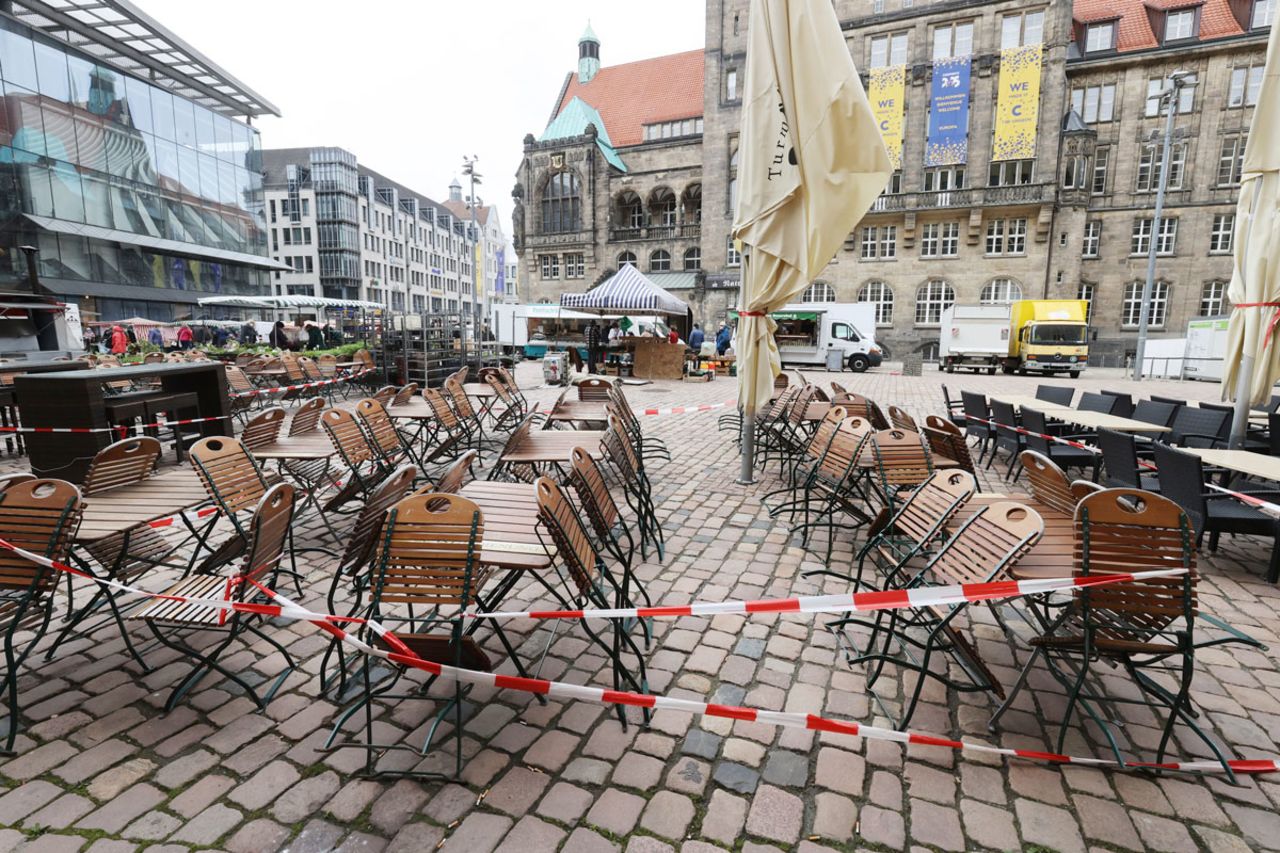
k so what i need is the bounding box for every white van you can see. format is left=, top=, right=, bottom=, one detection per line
left=737, top=303, right=882, bottom=372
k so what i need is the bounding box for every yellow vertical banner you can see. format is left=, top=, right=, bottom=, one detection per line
left=474, top=241, right=484, bottom=298
left=993, top=45, right=1042, bottom=161
left=869, top=65, right=906, bottom=171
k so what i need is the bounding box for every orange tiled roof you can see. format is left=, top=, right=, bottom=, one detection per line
left=554, top=49, right=704, bottom=147
left=442, top=200, right=490, bottom=226
left=1073, top=0, right=1246, bottom=51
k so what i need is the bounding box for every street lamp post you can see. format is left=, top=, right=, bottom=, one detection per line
left=1132, top=70, right=1195, bottom=381
left=462, top=155, right=483, bottom=326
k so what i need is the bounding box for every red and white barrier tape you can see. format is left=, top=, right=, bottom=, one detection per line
left=0, top=535, right=1270, bottom=776
left=467, top=569, right=1188, bottom=621
left=0, top=414, right=233, bottom=435
left=144, top=505, right=221, bottom=530
left=962, top=414, right=1099, bottom=453
left=536, top=399, right=738, bottom=417
left=232, top=369, right=372, bottom=399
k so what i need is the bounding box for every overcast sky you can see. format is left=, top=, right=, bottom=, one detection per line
left=134, top=0, right=706, bottom=241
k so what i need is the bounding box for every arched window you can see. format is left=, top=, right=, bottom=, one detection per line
left=682, top=184, right=702, bottom=225
left=616, top=191, right=643, bottom=230
left=801, top=281, right=836, bottom=302
left=650, top=187, right=677, bottom=229
left=980, top=277, right=1023, bottom=304
left=1199, top=280, right=1227, bottom=316
left=649, top=250, right=671, bottom=272
left=617, top=251, right=637, bottom=267
left=683, top=247, right=702, bottom=271
left=540, top=171, right=580, bottom=233
left=1122, top=280, right=1169, bottom=328
left=915, top=279, right=955, bottom=325
left=858, top=280, right=894, bottom=325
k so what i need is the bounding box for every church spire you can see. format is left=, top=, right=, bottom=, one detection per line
left=578, top=22, right=600, bottom=84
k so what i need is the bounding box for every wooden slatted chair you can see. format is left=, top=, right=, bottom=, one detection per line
left=287, top=397, right=327, bottom=437
left=577, top=378, right=612, bottom=402
left=0, top=479, right=84, bottom=753
left=764, top=405, right=848, bottom=518
left=787, top=416, right=874, bottom=566
left=143, top=352, right=164, bottom=364
left=847, top=501, right=1044, bottom=729
left=226, top=365, right=261, bottom=423
left=354, top=398, right=418, bottom=470
left=240, top=407, right=287, bottom=451
left=602, top=414, right=664, bottom=560
left=321, top=408, right=394, bottom=513
left=484, top=373, right=526, bottom=433
left=992, top=489, right=1236, bottom=776
left=187, top=435, right=280, bottom=577
left=443, top=377, right=489, bottom=452
left=299, top=357, right=335, bottom=404
left=391, top=383, right=420, bottom=407
left=422, top=388, right=470, bottom=469
left=888, top=405, right=917, bottom=433
left=868, top=428, right=935, bottom=521
left=326, top=492, right=494, bottom=779
left=923, top=415, right=977, bottom=475
left=606, top=385, right=670, bottom=462
left=536, top=477, right=649, bottom=726
left=134, top=482, right=299, bottom=711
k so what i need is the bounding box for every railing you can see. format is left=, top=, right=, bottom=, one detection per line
left=866, top=183, right=1053, bottom=214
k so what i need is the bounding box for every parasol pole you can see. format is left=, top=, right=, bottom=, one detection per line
left=736, top=250, right=756, bottom=485
left=1230, top=177, right=1266, bottom=449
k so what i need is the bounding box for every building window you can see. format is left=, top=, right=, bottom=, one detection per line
left=649, top=250, right=671, bottom=272
left=683, top=247, right=702, bottom=270
left=643, top=118, right=705, bottom=141
left=932, top=21, right=974, bottom=60
left=989, top=159, right=1035, bottom=186
left=981, top=278, right=1023, bottom=304
left=1123, top=280, right=1169, bottom=328
left=539, top=254, right=560, bottom=279
left=650, top=188, right=677, bottom=228
left=1077, top=282, right=1096, bottom=322
left=1083, top=220, right=1102, bottom=258
left=859, top=280, right=894, bottom=325
left=884, top=172, right=903, bottom=195
left=1253, top=0, right=1275, bottom=29
left=617, top=192, right=644, bottom=229
left=1091, top=146, right=1110, bottom=194
left=1210, top=214, right=1235, bottom=254
left=1200, top=280, right=1228, bottom=316
left=802, top=281, right=836, bottom=302
left=1062, top=154, right=1090, bottom=189
left=726, top=69, right=739, bottom=101
left=1131, top=218, right=1178, bottom=256
left=1001, top=10, right=1045, bottom=49
left=870, top=32, right=909, bottom=68
left=860, top=226, right=878, bottom=260
left=1146, top=77, right=1195, bottom=116
left=1085, top=22, right=1116, bottom=53
left=1136, top=142, right=1186, bottom=191
left=540, top=171, right=581, bottom=233
left=1218, top=136, right=1247, bottom=185
left=1229, top=66, right=1265, bottom=107
left=1070, top=84, right=1116, bottom=124
left=924, top=166, right=966, bottom=191
left=726, top=236, right=741, bottom=267
left=915, top=279, right=955, bottom=325
left=564, top=253, right=585, bottom=279
left=1164, top=9, right=1197, bottom=41
left=880, top=225, right=898, bottom=258
left=986, top=218, right=1026, bottom=255
left=727, top=141, right=739, bottom=215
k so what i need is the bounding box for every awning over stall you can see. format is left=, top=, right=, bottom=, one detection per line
left=560, top=264, right=688, bottom=316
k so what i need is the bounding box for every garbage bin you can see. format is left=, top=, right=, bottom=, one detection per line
left=901, top=353, right=923, bottom=377
left=825, top=348, right=845, bottom=372
left=542, top=351, right=570, bottom=386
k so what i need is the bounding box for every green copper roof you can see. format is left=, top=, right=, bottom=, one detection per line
left=540, top=96, right=627, bottom=172
left=580, top=22, right=599, bottom=43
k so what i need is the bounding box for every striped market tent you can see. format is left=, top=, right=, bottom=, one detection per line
left=560, top=264, right=689, bottom=316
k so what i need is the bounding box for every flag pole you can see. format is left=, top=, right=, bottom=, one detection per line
left=1230, top=177, right=1265, bottom=449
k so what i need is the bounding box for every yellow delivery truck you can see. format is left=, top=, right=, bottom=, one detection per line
left=940, top=299, right=1090, bottom=377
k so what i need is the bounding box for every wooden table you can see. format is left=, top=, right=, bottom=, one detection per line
left=249, top=435, right=335, bottom=461
left=547, top=401, right=610, bottom=423
left=386, top=400, right=437, bottom=422
left=77, top=468, right=212, bottom=544
left=499, top=430, right=607, bottom=465
left=18, top=363, right=232, bottom=482
left=245, top=368, right=287, bottom=378
left=1181, top=447, right=1280, bottom=482
left=993, top=396, right=1170, bottom=434
left=460, top=481, right=554, bottom=571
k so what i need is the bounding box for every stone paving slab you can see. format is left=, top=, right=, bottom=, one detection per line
left=0, top=363, right=1277, bottom=851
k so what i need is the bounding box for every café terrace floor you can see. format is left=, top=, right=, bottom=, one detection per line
left=1, top=362, right=1279, bottom=853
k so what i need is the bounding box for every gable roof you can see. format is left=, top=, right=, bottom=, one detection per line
left=540, top=97, right=628, bottom=172
left=1072, top=0, right=1247, bottom=52
left=441, top=199, right=491, bottom=226
left=553, top=49, right=704, bottom=147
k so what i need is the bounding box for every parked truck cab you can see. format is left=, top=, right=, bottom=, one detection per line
left=1014, top=318, right=1089, bottom=377
left=939, top=299, right=1089, bottom=377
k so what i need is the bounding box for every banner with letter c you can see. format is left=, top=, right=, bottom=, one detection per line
left=869, top=65, right=906, bottom=171
left=992, top=45, right=1042, bottom=161
left=926, top=56, right=971, bottom=167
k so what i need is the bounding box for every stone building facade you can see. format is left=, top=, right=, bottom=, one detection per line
left=519, top=1, right=1269, bottom=362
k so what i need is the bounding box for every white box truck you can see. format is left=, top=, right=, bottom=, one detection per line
left=1183, top=316, right=1229, bottom=382
left=938, top=305, right=1010, bottom=375
left=735, top=302, right=882, bottom=372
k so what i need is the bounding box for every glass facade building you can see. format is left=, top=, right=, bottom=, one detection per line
left=0, top=14, right=280, bottom=321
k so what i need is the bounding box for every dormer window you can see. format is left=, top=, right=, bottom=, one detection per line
left=1253, top=0, right=1275, bottom=29
left=1164, top=9, right=1197, bottom=42
left=1084, top=22, right=1115, bottom=53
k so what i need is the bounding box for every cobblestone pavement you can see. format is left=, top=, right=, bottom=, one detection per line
left=2, top=362, right=1280, bottom=853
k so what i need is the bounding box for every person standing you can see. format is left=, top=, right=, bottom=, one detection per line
left=177, top=324, right=193, bottom=350
left=584, top=320, right=601, bottom=374
left=109, top=324, right=128, bottom=355
left=269, top=320, right=289, bottom=350
left=306, top=321, right=324, bottom=350
left=716, top=322, right=732, bottom=356
left=240, top=321, right=258, bottom=345
left=667, top=327, right=679, bottom=345
left=688, top=323, right=705, bottom=352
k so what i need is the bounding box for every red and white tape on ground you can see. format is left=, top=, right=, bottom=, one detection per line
left=1, top=535, right=1271, bottom=776
left=639, top=400, right=736, bottom=416
left=144, top=505, right=221, bottom=531
left=231, top=369, right=372, bottom=399
left=466, top=569, right=1188, bottom=621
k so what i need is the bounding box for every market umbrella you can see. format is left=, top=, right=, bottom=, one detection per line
left=1226, top=21, right=1280, bottom=446
left=733, top=0, right=891, bottom=482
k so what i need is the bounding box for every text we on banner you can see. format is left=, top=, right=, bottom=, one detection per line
left=926, top=56, right=971, bottom=167
left=869, top=65, right=906, bottom=171
left=993, top=45, right=1042, bottom=161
